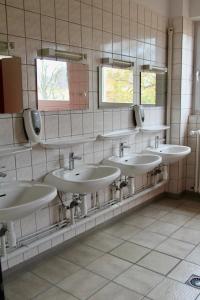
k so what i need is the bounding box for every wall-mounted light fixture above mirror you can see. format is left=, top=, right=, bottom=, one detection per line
left=36, top=49, right=89, bottom=111
left=140, top=65, right=167, bottom=107
left=98, top=58, right=134, bottom=108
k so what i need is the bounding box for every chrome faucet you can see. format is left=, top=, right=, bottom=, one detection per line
left=119, top=142, right=130, bottom=157
left=0, top=166, right=6, bottom=178
left=155, top=136, right=165, bottom=148
left=155, top=136, right=160, bottom=148
left=69, top=152, right=82, bottom=170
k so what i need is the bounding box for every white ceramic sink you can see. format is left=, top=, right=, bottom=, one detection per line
left=103, top=154, right=162, bottom=177
left=0, top=181, right=57, bottom=221
left=44, top=164, right=121, bottom=194
left=145, top=144, right=191, bottom=164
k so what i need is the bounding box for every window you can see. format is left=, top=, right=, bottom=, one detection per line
left=99, top=65, right=134, bottom=108
left=140, top=71, right=167, bottom=106
left=194, top=22, right=200, bottom=112
left=36, top=59, right=89, bottom=111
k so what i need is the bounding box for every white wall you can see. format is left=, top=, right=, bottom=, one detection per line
left=135, top=0, right=170, bottom=16
left=170, top=0, right=190, bottom=18
left=169, top=0, right=200, bottom=20
left=190, top=0, right=200, bottom=20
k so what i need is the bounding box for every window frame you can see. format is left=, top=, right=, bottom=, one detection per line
left=193, top=22, right=200, bottom=113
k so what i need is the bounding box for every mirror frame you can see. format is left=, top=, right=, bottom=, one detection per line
left=98, top=65, right=134, bottom=108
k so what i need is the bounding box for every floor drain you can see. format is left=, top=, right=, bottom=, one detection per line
left=186, top=275, right=200, bottom=289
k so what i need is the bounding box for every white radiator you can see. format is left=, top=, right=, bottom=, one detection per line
left=190, top=130, right=200, bottom=192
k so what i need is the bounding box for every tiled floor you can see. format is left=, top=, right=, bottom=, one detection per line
left=4, top=195, right=200, bottom=300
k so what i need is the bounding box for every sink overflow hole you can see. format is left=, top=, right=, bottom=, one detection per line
left=186, top=275, right=200, bottom=289
left=0, top=194, right=6, bottom=197
left=75, top=173, right=80, bottom=176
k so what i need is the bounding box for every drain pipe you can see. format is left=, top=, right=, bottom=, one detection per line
left=7, top=222, right=16, bottom=248
left=0, top=258, right=5, bottom=299
left=166, top=27, right=173, bottom=144
left=79, top=194, right=88, bottom=217
left=0, top=226, right=7, bottom=257
left=91, top=192, right=96, bottom=208
left=127, top=177, right=135, bottom=195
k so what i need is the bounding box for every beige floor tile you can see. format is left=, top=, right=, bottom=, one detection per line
left=86, top=253, right=132, bottom=279
left=180, top=199, right=200, bottom=210
left=156, top=198, right=182, bottom=208
left=168, top=260, right=200, bottom=283
left=114, top=265, right=164, bottom=295
left=128, top=230, right=166, bottom=249
left=184, top=217, right=200, bottom=231
left=4, top=271, right=51, bottom=300
left=193, top=213, right=200, bottom=220
left=137, top=206, right=169, bottom=219
left=31, top=255, right=80, bottom=284
left=148, top=202, right=174, bottom=212
left=57, top=269, right=108, bottom=300
left=147, top=220, right=180, bottom=236
left=172, top=227, right=200, bottom=245
left=83, top=232, right=123, bottom=252
left=156, top=238, right=195, bottom=259
left=33, top=286, right=77, bottom=300
left=110, top=241, right=150, bottom=263
left=138, top=251, right=180, bottom=275
left=103, top=222, right=141, bottom=240
left=148, top=277, right=200, bottom=300
left=186, top=245, right=200, bottom=265
left=160, top=212, right=191, bottom=226
left=59, top=243, right=103, bottom=267
left=123, top=215, right=156, bottom=229
left=172, top=205, right=198, bottom=217
left=88, top=282, right=143, bottom=300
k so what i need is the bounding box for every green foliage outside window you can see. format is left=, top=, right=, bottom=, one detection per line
left=141, top=72, right=156, bottom=105
left=103, top=67, right=133, bottom=103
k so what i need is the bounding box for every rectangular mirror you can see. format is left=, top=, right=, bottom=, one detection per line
left=98, top=65, right=134, bottom=108
left=0, top=56, right=23, bottom=113
left=140, top=71, right=167, bottom=106
left=36, top=58, right=89, bottom=111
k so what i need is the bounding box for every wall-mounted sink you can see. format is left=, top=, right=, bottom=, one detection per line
left=103, top=154, right=162, bottom=177
left=0, top=181, right=57, bottom=222
left=145, top=144, right=191, bottom=164
left=44, top=164, right=121, bottom=194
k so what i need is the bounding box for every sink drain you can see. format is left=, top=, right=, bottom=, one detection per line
left=186, top=275, right=200, bottom=289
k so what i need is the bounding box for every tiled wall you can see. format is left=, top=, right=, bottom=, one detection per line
left=168, top=16, right=194, bottom=194
left=0, top=0, right=167, bottom=257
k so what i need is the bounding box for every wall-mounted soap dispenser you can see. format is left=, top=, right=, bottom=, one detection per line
left=131, top=105, right=145, bottom=128
left=23, top=109, right=42, bottom=143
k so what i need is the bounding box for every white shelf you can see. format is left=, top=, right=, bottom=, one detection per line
left=40, top=136, right=96, bottom=149
left=0, top=145, right=32, bottom=158
left=140, top=125, right=170, bottom=133
left=97, top=129, right=139, bottom=140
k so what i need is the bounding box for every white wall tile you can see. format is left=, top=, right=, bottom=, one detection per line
left=0, top=0, right=170, bottom=268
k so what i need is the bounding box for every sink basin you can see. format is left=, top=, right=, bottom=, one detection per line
left=145, top=144, right=191, bottom=164
left=103, top=154, right=162, bottom=177
left=0, top=181, right=57, bottom=221
left=44, top=164, right=121, bottom=194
